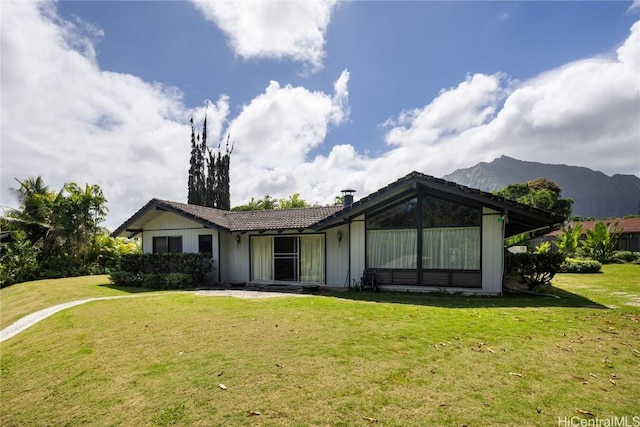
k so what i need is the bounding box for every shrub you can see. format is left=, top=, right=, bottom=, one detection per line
left=0, top=230, right=40, bottom=287
left=560, top=258, right=602, bottom=273
left=143, top=273, right=165, bottom=289
left=534, top=241, right=551, bottom=254
left=556, top=223, right=583, bottom=257
left=506, top=252, right=565, bottom=290
left=112, top=253, right=212, bottom=289
left=108, top=271, right=144, bottom=288
left=581, top=221, right=620, bottom=263
left=611, top=251, right=640, bottom=264
left=164, top=273, right=194, bottom=290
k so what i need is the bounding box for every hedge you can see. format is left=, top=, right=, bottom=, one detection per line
left=110, top=253, right=212, bottom=289
left=505, top=252, right=565, bottom=290
left=559, top=258, right=602, bottom=273
left=611, top=251, right=640, bottom=264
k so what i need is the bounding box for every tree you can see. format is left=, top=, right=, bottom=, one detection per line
left=232, top=193, right=313, bottom=211
left=232, top=196, right=267, bottom=212
left=231, top=194, right=280, bottom=211
left=278, top=193, right=309, bottom=209
left=187, top=111, right=233, bottom=209
left=493, top=177, right=573, bottom=218
left=187, top=118, right=200, bottom=205
left=54, top=183, right=108, bottom=263
left=1, top=177, right=111, bottom=284
left=7, top=176, right=57, bottom=245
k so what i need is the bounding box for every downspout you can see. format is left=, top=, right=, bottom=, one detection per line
left=348, top=221, right=352, bottom=287
left=500, top=213, right=507, bottom=294
left=217, top=232, right=221, bottom=283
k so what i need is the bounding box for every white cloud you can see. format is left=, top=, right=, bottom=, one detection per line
left=379, top=21, right=640, bottom=180
left=384, top=73, right=509, bottom=147
left=628, top=0, right=640, bottom=13
left=191, top=0, right=338, bottom=73
left=2, top=1, right=638, bottom=232
left=0, top=1, right=225, bottom=229
left=224, top=70, right=351, bottom=203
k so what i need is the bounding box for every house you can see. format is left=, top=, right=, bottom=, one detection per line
left=112, top=171, right=564, bottom=295
left=540, top=217, right=640, bottom=252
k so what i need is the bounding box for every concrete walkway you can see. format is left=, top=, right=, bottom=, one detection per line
left=0, top=290, right=310, bottom=343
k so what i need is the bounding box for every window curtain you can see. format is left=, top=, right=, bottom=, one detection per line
left=367, top=229, right=417, bottom=269
left=422, top=227, right=480, bottom=270
left=251, top=236, right=273, bottom=281
left=300, top=235, right=324, bottom=283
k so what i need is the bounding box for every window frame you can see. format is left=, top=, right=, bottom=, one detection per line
left=152, top=236, right=183, bottom=254
left=365, top=192, right=482, bottom=274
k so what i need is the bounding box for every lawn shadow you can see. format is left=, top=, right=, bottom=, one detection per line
left=326, top=286, right=608, bottom=309
left=98, top=284, right=160, bottom=294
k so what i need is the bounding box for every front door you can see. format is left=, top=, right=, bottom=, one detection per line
left=274, top=236, right=298, bottom=281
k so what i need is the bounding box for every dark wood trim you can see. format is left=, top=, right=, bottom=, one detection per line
left=374, top=268, right=481, bottom=288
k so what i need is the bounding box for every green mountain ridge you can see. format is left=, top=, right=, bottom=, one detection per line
left=442, top=155, right=640, bottom=218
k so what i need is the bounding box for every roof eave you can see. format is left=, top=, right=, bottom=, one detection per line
left=313, top=172, right=565, bottom=234
left=111, top=199, right=230, bottom=238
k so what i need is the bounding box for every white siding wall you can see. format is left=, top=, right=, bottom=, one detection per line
left=349, top=215, right=366, bottom=287
left=325, top=224, right=350, bottom=286
left=482, top=207, right=505, bottom=294
left=221, top=232, right=250, bottom=283
left=141, top=212, right=220, bottom=280
left=223, top=230, right=336, bottom=284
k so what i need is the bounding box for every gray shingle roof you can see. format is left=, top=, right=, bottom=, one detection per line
left=224, top=206, right=343, bottom=231
left=111, top=198, right=343, bottom=236
left=112, top=171, right=564, bottom=238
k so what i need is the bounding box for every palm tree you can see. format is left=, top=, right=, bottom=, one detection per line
left=278, top=193, right=308, bottom=209
left=7, top=176, right=56, bottom=244
left=57, top=183, right=108, bottom=262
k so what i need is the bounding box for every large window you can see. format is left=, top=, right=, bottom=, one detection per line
left=251, top=235, right=325, bottom=283
left=153, top=236, right=182, bottom=253
left=422, top=196, right=480, bottom=270
left=366, top=194, right=481, bottom=271
left=367, top=199, right=418, bottom=269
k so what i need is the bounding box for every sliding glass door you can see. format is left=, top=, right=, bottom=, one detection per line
left=251, top=235, right=324, bottom=283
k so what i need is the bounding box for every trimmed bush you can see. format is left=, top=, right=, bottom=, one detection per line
left=611, top=251, right=640, bottom=264
left=108, top=271, right=143, bottom=288
left=506, top=252, right=565, bottom=290
left=560, top=258, right=602, bottom=273
left=164, top=273, right=194, bottom=290
left=143, top=273, right=165, bottom=289
left=110, top=253, right=212, bottom=289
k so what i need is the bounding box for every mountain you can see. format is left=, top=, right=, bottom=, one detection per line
left=442, top=156, right=640, bottom=218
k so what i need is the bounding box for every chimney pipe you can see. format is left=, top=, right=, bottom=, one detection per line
left=341, top=189, right=355, bottom=207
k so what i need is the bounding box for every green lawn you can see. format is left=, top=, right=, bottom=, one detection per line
left=1, top=265, right=639, bottom=426
left=0, top=275, right=152, bottom=329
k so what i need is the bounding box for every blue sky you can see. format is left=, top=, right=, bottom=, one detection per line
left=2, top=0, right=639, bottom=230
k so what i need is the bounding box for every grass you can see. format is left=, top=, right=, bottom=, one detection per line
left=1, top=265, right=639, bottom=426
left=0, top=275, right=152, bottom=329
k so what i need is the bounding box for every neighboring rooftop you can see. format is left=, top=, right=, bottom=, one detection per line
left=547, top=217, right=640, bottom=236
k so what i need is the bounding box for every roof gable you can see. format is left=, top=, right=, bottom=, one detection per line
left=314, top=171, right=565, bottom=236
left=112, top=199, right=343, bottom=237
left=112, top=171, right=565, bottom=238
